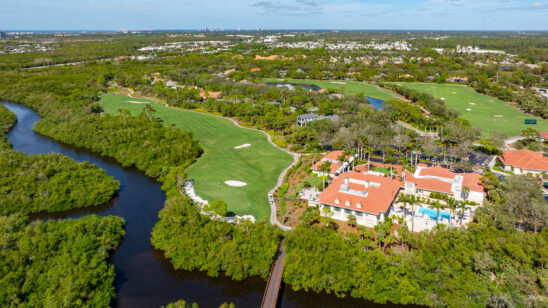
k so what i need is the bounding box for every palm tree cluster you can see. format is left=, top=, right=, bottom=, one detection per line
left=397, top=193, right=471, bottom=230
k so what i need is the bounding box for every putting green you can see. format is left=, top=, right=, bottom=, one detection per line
left=262, top=78, right=397, bottom=101
left=99, top=93, right=293, bottom=220
left=396, top=83, right=548, bottom=137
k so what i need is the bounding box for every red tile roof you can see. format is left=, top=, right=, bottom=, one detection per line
left=405, top=166, right=484, bottom=195
left=318, top=172, right=403, bottom=215
left=461, top=173, right=484, bottom=194
left=404, top=170, right=453, bottom=194
left=540, top=132, right=548, bottom=139
left=419, top=165, right=456, bottom=179
left=499, top=150, right=548, bottom=172
left=323, top=150, right=351, bottom=162
left=310, top=161, right=341, bottom=173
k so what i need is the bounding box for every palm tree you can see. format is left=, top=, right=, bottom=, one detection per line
left=319, top=161, right=331, bottom=190
left=397, top=194, right=408, bottom=222
left=430, top=200, right=443, bottom=225
left=407, top=194, right=418, bottom=232
left=446, top=198, right=458, bottom=227
left=461, top=185, right=470, bottom=201
left=457, top=201, right=471, bottom=227
left=143, top=104, right=155, bottom=121
left=337, top=152, right=348, bottom=172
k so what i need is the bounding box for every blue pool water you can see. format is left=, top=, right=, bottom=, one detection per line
left=418, top=207, right=451, bottom=220
left=365, top=96, right=384, bottom=109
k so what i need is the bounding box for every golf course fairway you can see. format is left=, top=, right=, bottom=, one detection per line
left=99, top=93, right=293, bottom=220
left=396, top=82, right=548, bottom=137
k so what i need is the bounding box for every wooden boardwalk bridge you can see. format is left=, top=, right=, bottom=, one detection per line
left=261, top=240, right=286, bottom=308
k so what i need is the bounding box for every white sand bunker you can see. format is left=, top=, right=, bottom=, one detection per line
left=331, top=81, right=346, bottom=84
left=452, top=92, right=457, bottom=94
left=494, top=115, right=503, bottom=118
left=225, top=180, right=247, bottom=187
left=440, top=97, right=445, bottom=100
left=466, top=108, right=472, bottom=111
left=234, top=143, right=251, bottom=149
left=128, top=100, right=148, bottom=104
left=469, top=102, right=476, bottom=105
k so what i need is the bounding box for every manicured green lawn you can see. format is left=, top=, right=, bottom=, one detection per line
left=396, top=82, right=548, bottom=137
left=99, top=94, right=293, bottom=220
left=262, top=78, right=397, bottom=101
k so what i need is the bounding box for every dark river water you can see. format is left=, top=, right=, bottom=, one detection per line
left=3, top=101, right=390, bottom=308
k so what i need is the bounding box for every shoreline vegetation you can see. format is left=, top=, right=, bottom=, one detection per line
left=1, top=104, right=120, bottom=215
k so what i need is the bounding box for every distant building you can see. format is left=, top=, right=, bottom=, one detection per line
left=403, top=164, right=485, bottom=204
left=446, top=76, right=469, bottom=83
left=0, top=31, right=6, bottom=38
left=297, top=113, right=339, bottom=127
left=312, top=171, right=402, bottom=227
left=498, top=150, right=548, bottom=175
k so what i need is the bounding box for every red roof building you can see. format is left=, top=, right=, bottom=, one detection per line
left=310, top=151, right=354, bottom=177
left=315, top=171, right=402, bottom=227
left=499, top=150, right=548, bottom=174
left=403, top=164, right=485, bottom=204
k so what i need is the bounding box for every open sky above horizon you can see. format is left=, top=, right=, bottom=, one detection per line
left=2, top=0, right=547, bottom=31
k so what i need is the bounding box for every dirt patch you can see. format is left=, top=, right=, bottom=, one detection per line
left=275, top=198, right=308, bottom=227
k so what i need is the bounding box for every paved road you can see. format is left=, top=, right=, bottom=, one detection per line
left=261, top=241, right=286, bottom=308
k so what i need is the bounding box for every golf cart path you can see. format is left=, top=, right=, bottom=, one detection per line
left=127, top=88, right=296, bottom=230
left=504, top=136, right=526, bottom=150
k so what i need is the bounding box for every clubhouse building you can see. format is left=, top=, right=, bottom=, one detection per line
left=498, top=149, right=548, bottom=175
left=312, top=170, right=402, bottom=227
left=403, top=164, right=485, bottom=204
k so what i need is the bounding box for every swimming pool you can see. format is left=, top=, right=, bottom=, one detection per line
left=418, top=207, right=450, bottom=220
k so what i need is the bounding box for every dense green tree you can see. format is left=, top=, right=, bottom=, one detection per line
left=151, top=196, right=281, bottom=281
left=0, top=214, right=125, bottom=307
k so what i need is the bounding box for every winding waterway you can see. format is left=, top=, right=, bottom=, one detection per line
left=3, top=101, right=383, bottom=308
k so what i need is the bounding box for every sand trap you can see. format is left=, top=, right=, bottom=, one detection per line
left=440, top=97, right=445, bottom=100
left=331, top=81, right=346, bottom=84
left=469, top=102, right=476, bottom=105
left=494, top=115, right=503, bottom=118
left=234, top=143, right=251, bottom=149
left=452, top=92, right=457, bottom=94
left=128, top=100, right=148, bottom=104
left=225, top=180, right=247, bottom=187
left=466, top=108, right=472, bottom=111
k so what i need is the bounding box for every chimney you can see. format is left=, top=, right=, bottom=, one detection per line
left=344, top=177, right=349, bottom=185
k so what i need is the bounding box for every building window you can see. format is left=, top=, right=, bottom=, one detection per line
left=355, top=211, right=363, bottom=217
left=323, top=205, right=330, bottom=210
left=333, top=207, right=341, bottom=212
left=344, top=209, right=352, bottom=214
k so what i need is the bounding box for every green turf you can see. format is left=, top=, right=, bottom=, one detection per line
left=99, top=93, right=293, bottom=220
left=395, top=82, right=548, bottom=137
left=262, top=78, right=397, bottom=101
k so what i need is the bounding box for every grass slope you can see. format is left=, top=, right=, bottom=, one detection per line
left=396, top=83, right=548, bottom=137
left=99, top=94, right=293, bottom=219
left=262, top=78, right=397, bottom=101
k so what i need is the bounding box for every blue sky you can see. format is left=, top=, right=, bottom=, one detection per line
left=2, top=0, right=547, bottom=30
